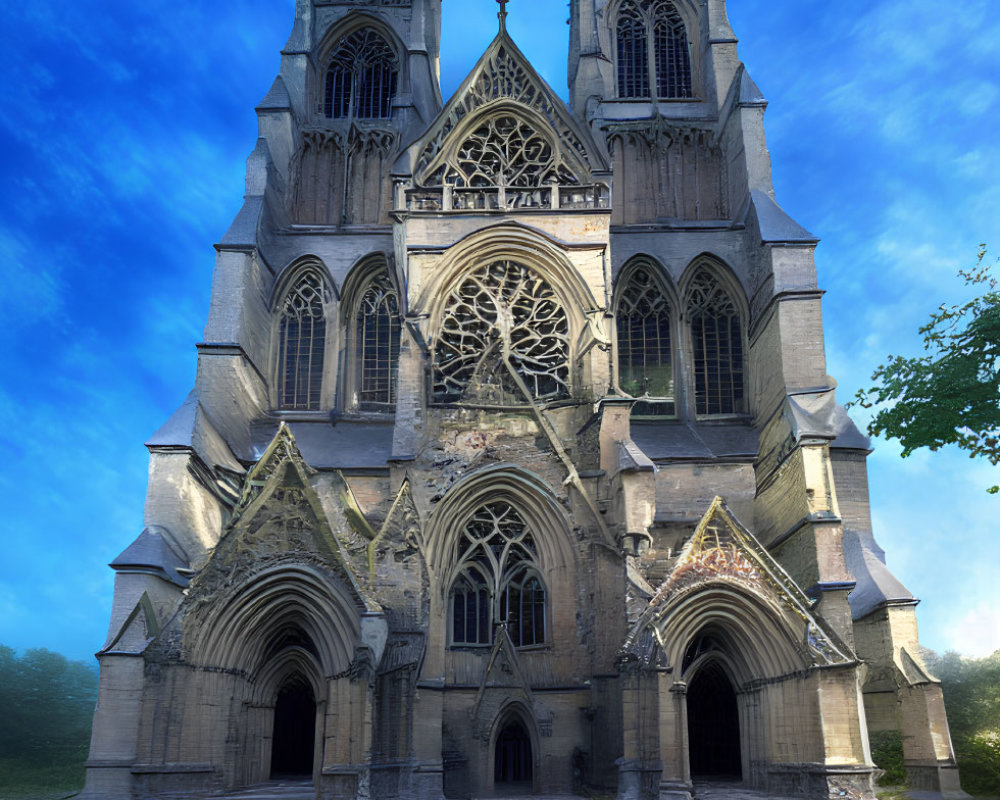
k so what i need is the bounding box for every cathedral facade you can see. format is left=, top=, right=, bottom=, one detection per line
left=81, top=2, right=966, bottom=799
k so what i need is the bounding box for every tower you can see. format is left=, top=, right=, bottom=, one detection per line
left=81, top=1, right=966, bottom=799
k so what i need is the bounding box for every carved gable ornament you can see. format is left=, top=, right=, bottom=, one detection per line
left=188, top=424, right=379, bottom=614
left=625, top=497, right=853, bottom=669
left=411, top=34, right=603, bottom=191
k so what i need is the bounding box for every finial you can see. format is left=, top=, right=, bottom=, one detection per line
left=497, top=0, right=508, bottom=32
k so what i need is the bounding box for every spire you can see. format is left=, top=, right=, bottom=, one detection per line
left=497, top=0, right=508, bottom=33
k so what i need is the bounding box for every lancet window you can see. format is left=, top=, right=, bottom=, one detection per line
left=449, top=502, right=547, bottom=648
left=432, top=261, right=569, bottom=404
left=324, top=28, right=398, bottom=119
left=616, top=265, right=675, bottom=416
left=687, top=269, right=744, bottom=415
left=616, top=0, right=693, bottom=99
left=277, top=269, right=331, bottom=411
left=355, top=271, right=401, bottom=408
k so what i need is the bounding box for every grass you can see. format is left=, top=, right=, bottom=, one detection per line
left=0, top=759, right=84, bottom=800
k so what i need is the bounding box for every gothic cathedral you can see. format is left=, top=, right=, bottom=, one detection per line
left=81, top=2, right=967, bottom=799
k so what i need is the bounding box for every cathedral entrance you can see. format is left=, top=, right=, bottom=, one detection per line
left=494, top=719, right=532, bottom=794
left=270, top=680, right=315, bottom=779
left=687, top=661, right=741, bottom=780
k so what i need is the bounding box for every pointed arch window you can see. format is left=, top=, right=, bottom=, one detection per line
left=449, top=502, right=547, bottom=648
left=687, top=269, right=744, bottom=416
left=277, top=269, right=331, bottom=411
left=616, top=0, right=693, bottom=99
left=324, top=28, right=398, bottom=119
left=355, top=272, right=401, bottom=408
left=616, top=264, right=675, bottom=416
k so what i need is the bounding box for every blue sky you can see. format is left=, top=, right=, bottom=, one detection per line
left=0, top=0, right=997, bottom=662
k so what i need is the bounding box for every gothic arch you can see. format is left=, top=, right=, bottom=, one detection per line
left=313, top=13, right=407, bottom=119
left=417, top=225, right=602, bottom=405
left=650, top=583, right=810, bottom=681
left=679, top=255, right=748, bottom=416
left=269, top=259, right=337, bottom=411
left=189, top=564, right=363, bottom=676
left=489, top=700, right=540, bottom=790
left=416, top=224, right=600, bottom=326
left=613, top=256, right=679, bottom=413
left=416, top=101, right=592, bottom=189
left=425, top=466, right=577, bottom=584
left=340, top=253, right=402, bottom=411
left=610, top=0, right=697, bottom=99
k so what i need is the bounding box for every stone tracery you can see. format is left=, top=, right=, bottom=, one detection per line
left=432, top=260, right=570, bottom=404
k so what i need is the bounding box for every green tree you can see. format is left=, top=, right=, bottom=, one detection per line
left=0, top=646, right=97, bottom=765
left=924, top=649, right=1000, bottom=796
left=853, top=245, right=1000, bottom=493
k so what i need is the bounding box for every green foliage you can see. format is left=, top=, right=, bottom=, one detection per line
left=870, top=729, right=907, bottom=786
left=926, top=649, right=1000, bottom=797
left=853, top=245, right=1000, bottom=493
left=0, top=644, right=97, bottom=796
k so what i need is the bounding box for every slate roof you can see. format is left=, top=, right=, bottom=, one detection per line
left=249, top=418, right=395, bottom=470
left=844, top=526, right=916, bottom=619
left=631, top=421, right=759, bottom=461
left=111, top=526, right=191, bottom=587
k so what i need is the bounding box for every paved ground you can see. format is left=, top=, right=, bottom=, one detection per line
left=172, top=778, right=804, bottom=800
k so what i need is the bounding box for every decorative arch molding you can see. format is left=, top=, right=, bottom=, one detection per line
left=623, top=498, right=853, bottom=678
left=340, top=251, right=401, bottom=315
left=678, top=253, right=749, bottom=320
left=270, top=256, right=339, bottom=309
left=416, top=101, right=592, bottom=190
left=423, top=465, right=577, bottom=586
left=653, top=583, right=812, bottom=683
left=415, top=224, right=602, bottom=328
left=613, top=254, right=677, bottom=308
left=252, top=645, right=327, bottom=707
left=188, top=564, right=364, bottom=677
left=488, top=699, right=541, bottom=787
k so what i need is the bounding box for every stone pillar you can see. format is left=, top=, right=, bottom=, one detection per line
left=78, top=655, right=144, bottom=799
left=658, top=679, right=693, bottom=800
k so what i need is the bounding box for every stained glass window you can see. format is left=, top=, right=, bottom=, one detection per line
left=687, top=269, right=744, bottom=415
left=449, top=502, right=546, bottom=648
left=433, top=261, right=569, bottom=404
left=356, top=273, right=400, bottom=408
left=616, top=1, right=693, bottom=100
left=277, top=270, right=330, bottom=410
left=617, top=265, right=675, bottom=416
left=325, top=28, right=398, bottom=119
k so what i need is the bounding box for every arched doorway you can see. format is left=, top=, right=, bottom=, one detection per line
left=687, top=660, right=741, bottom=780
left=494, top=719, right=532, bottom=794
left=270, top=679, right=316, bottom=778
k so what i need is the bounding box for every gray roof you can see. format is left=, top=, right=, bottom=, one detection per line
left=751, top=189, right=818, bottom=244
left=111, top=526, right=191, bottom=587
left=146, top=390, right=245, bottom=473
left=786, top=390, right=871, bottom=450
left=631, top=421, right=759, bottom=461
left=256, top=76, right=290, bottom=112
left=250, top=418, right=395, bottom=470
left=844, top=526, right=916, bottom=619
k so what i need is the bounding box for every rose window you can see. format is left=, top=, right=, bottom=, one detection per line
left=432, top=261, right=569, bottom=404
